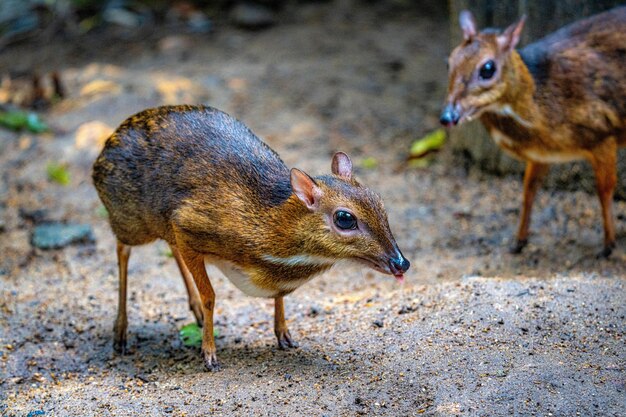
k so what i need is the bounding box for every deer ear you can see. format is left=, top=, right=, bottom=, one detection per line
left=498, top=15, right=526, bottom=52
left=459, top=10, right=477, bottom=41
left=290, top=168, right=322, bottom=210
left=331, top=152, right=353, bottom=180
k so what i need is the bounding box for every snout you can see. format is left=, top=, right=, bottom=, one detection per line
left=388, top=252, right=410, bottom=277
left=439, top=103, right=460, bottom=127
left=357, top=249, right=410, bottom=281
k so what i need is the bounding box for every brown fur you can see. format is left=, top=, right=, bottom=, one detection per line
left=92, top=105, right=408, bottom=370
left=444, top=7, right=626, bottom=255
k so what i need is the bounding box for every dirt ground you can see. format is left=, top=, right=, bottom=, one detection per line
left=1, top=2, right=625, bottom=416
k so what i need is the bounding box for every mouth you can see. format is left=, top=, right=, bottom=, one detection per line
left=392, top=273, right=404, bottom=284
left=457, top=106, right=478, bottom=124
left=356, top=257, right=405, bottom=283
left=389, top=263, right=404, bottom=282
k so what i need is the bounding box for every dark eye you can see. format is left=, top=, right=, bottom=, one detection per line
left=334, top=210, right=357, bottom=230
left=479, top=60, right=496, bottom=80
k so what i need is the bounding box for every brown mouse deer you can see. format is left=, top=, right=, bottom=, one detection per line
left=441, top=7, right=626, bottom=257
left=92, top=105, right=409, bottom=370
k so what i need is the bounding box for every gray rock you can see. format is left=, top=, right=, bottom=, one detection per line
left=230, top=3, right=276, bottom=29
left=31, top=223, right=95, bottom=250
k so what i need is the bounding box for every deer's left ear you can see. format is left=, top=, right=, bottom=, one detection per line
left=291, top=168, right=322, bottom=210
left=459, top=10, right=477, bottom=41
left=498, top=15, right=526, bottom=53
left=331, top=152, right=352, bottom=180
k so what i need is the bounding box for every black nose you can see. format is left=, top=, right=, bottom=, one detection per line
left=440, top=104, right=459, bottom=127
left=389, top=254, right=410, bottom=275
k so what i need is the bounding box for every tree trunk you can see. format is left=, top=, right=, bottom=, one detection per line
left=448, top=0, right=626, bottom=199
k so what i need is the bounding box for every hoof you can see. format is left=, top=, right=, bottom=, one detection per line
left=113, top=336, right=127, bottom=354
left=113, top=322, right=127, bottom=354
left=203, top=350, right=220, bottom=371
left=597, top=245, right=614, bottom=259
left=276, top=330, right=298, bottom=350
left=509, top=239, right=528, bottom=254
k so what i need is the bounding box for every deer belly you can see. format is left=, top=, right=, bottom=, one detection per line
left=212, top=260, right=277, bottom=298
left=489, top=129, right=585, bottom=163
left=522, top=149, right=585, bottom=163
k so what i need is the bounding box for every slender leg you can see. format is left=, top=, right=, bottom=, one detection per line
left=589, top=138, right=618, bottom=258
left=176, top=246, right=218, bottom=371
left=51, top=71, right=65, bottom=99
left=170, top=244, right=203, bottom=325
left=274, top=296, right=297, bottom=349
left=510, top=161, right=550, bottom=254
left=113, top=241, right=131, bottom=354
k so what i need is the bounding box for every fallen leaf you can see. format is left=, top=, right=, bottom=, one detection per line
left=179, top=323, right=219, bottom=347
left=409, top=128, right=446, bottom=159
left=179, top=323, right=202, bottom=347
left=46, top=163, right=70, bottom=186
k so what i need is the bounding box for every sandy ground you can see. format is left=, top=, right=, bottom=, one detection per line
left=1, top=2, right=625, bottom=416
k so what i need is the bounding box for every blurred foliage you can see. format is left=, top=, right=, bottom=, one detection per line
left=0, top=0, right=283, bottom=40
left=0, top=110, right=47, bottom=132
left=360, top=156, right=378, bottom=169
left=0, top=0, right=184, bottom=43
left=0, top=0, right=429, bottom=46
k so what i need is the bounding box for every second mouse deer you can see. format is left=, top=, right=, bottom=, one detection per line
left=441, top=7, right=626, bottom=256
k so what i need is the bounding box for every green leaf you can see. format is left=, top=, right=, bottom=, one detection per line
left=0, top=111, right=28, bottom=130
left=0, top=111, right=47, bottom=133
left=360, top=156, right=378, bottom=169
left=46, top=163, right=70, bottom=186
left=179, top=323, right=203, bottom=347
left=409, top=129, right=446, bottom=158
left=179, top=323, right=219, bottom=347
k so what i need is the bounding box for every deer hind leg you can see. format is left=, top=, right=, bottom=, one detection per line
left=114, top=240, right=132, bottom=354
left=511, top=161, right=549, bottom=254
left=169, top=244, right=204, bottom=325
left=589, top=138, right=618, bottom=258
